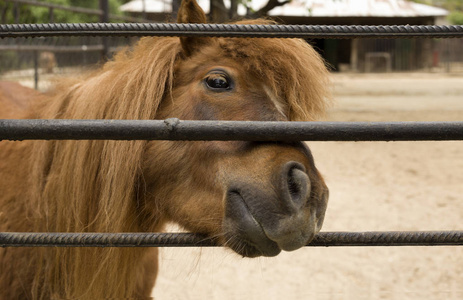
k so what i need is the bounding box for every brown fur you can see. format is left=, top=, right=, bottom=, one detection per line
left=0, top=1, right=330, bottom=298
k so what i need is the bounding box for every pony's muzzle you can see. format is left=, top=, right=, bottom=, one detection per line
left=223, top=152, right=328, bottom=257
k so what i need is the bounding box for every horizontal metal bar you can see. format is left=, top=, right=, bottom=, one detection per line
left=1, top=23, right=462, bottom=39
left=1, top=231, right=461, bottom=247
left=1, top=119, right=463, bottom=141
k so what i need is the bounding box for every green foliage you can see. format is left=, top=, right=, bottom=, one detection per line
left=410, top=0, right=463, bottom=10
left=441, top=0, right=463, bottom=11
left=448, top=10, right=463, bottom=24
left=0, top=51, right=21, bottom=73
left=411, top=0, right=463, bottom=24
left=2, top=0, right=125, bottom=24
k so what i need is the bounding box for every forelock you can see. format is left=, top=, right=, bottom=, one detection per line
left=218, top=19, right=331, bottom=121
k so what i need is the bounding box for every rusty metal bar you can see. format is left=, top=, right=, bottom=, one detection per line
left=0, top=231, right=461, bottom=247
left=1, top=23, right=463, bottom=39
left=1, top=119, right=463, bottom=141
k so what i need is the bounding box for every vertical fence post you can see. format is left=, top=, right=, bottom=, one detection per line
left=171, top=0, right=182, bottom=22
left=350, top=39, right=358, bottom=72
left=99, top=0, right=109, bottom=61
left=1, top=2, right=8, bottom=24
left=172, top=0, right=181, bottom=20
left=13, top=1, right=19, bottom=23
left=141, top=0, right=147, bottom=21
left=445, top=40, right=450, bottom=73
left=49, top=7, right=54, bottom=23
left=33, top=50, right=39, bottom=90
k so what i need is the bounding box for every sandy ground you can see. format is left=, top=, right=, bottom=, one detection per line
left=2, top=71, right=461, bottom=299
left=153, top=73, right=463, bottom=300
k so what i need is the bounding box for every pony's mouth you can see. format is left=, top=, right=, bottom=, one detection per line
left=223, top=191, right=281, bottom=258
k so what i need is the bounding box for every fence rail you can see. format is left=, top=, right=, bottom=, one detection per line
left=1, top=119, right=463, bottom=141
left=1, top=231, right=462, bottom=247
left=1, top=23, right=463, bottom=39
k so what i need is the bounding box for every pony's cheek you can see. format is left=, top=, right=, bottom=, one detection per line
left=196, top=141, right=249, bottom=154
left=193, top=99, right=218, bottom=120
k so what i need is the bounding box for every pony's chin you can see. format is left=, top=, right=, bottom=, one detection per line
left=223, top=191, right=282, bottom=258
left=224, top=235, right=282, bottom=258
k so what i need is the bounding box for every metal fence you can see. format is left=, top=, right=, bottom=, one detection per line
left=0, top=23, right=462, bottom=247
left=0, top=0, right=148, bottom=89
left=1, top=119, right=463, bottom=141
left=1, top=231, right=462, bottom=247
left=2, top=12, right=463, bottom=90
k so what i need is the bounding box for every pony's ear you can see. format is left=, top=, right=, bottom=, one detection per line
left=177, top=0, right=208, bottom=57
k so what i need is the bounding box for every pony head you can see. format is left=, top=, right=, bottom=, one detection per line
left=140, top=0, right=330, bottom=257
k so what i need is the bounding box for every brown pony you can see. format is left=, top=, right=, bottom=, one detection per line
left=0, top=0, right=330, bottom=299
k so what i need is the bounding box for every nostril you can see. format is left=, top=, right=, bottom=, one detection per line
left=284, top=162, right=310, bottom=209
left=288, top=168, right=301, bottom=203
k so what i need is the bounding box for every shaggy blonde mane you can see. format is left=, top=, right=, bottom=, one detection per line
left=28, top=36, right=181, bottom=299
left=18, top=20, right=330, bottom=299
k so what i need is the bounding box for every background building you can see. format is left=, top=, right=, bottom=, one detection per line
left=1, top=0, right=461, bottom=79
left=268, top=0, right=449, bottom=72
left=122, top=0, right=458, bottom=72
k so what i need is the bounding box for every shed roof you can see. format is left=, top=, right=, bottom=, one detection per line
left=120, top=0, right=448, bottom=18
left=120, top=0, right=210, bottom=13
left=279, top=0, right=448, bottom=17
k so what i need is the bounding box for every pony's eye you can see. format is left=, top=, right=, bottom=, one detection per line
left=207, top=77, right=229, bottom=89
left=204, top=73, right=231, bottom=91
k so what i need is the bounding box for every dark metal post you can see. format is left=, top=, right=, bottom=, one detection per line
left=99, top=0, right=109, bottom=60
left=49, top=7, right=54, bottom=23
left=141, top=0, right=147, bottom=21
left=1, top=120, right=463, bottom=141
left=229, top=0, right=238, bottom=20
left=1, top=2, right=8, bottom=24
left=13, top=1, right=19, bottom=23
left=171, top=0, right=181, bottom=20
left=33, top=50, right=39, bottom=90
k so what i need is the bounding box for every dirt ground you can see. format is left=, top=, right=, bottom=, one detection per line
left=153, top=73, right=463, bottom=300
